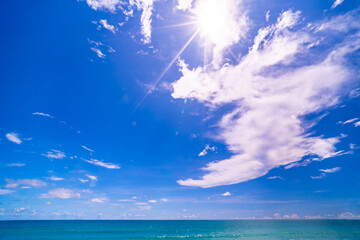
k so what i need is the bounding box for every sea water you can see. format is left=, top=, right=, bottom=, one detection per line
left=0, top=220, right=359, bottom=239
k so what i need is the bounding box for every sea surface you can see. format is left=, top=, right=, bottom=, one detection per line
left=0, top=220, right=359, bottom=240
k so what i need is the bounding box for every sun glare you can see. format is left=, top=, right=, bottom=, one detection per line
left=195, top=0, right=232, bottom=44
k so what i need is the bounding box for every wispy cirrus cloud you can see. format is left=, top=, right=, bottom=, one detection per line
left=32, top=112, right=54, bottom=118
left=5, top=178, right=47, bottom=189
left=91, top=197, right=108, bottom=203
left=6, top=163, right=25, bottom=167
left=41, top=188, right=80, bottom=199
left=83, top=158, right=120, bottom=169
left=5, top=133, right=22, bottom=144
left=173, top=9, right=360, bottom=188
left=82, top=145, right=94, bottom=153
left=311, top=167, right=342, bottom=179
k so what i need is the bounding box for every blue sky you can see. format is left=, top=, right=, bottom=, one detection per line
left=0, top=0, right=360, bottom=219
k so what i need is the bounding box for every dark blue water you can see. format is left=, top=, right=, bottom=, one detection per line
left=0, top=220, right=359, bottom=239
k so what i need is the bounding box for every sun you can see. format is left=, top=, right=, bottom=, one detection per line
left=194, top=0, right=233, bottom=44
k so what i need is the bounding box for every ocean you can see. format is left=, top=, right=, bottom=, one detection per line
left=0, top=220, right=359, bottom=239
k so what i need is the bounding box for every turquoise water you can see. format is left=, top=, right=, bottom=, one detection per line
left=0, top=220, right=359, bottom=239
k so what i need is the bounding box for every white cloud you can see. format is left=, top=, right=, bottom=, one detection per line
left=320, top=167, right=341, bottom=173
left=82, top=145, right=95, bottom=153
left=0, top=189, right=13, bottom=195
left=198, top=144, right=216, bottom=157
left=85, top=0, right=156, bottom=44
left=174, top=9, right=360, bottom=188
left=221, top=191, right=231, bottom=196
left=339, top=118, right=359, bottom=125
left=354, top=121, right=360, bottom=127
left=265, top=10, right=270, bottom=22
left=91, top=197, right=108, bottom=203
left=91, top=47, right=106, bottom=58
left=99, top=19, right=116, bottom=33
left=86, top=175, right=98, bottom=181
left=47, top=176, right=64, bottom=181
left=6, top=163, right=25, bottom=167
left=42, top=150, right=66, bottom=159
left=267, top=176, right=284, bottom=180
left=161, top=198, right=168, bottom=202
left=131, top=0, right=155, bottom=44
left=79, top=178, right=89, bottom=183
left=83, top=158, right=120, bottom=169
left=86, top=0, right=122, bottom=11
left=32, top=112, right=54, bottom=118
left=6, top=133, right=22, bottom=144
left=41, top=188, right=80, bottom=199
left=176, top=0, right=193, bottom=10
left=148, top=199, right=157, bottom=203
left=331, top=0, right=345, bottom=9
left=5, top=179, right=47, bottom=188
left=311, top=167, right=341, bottom=179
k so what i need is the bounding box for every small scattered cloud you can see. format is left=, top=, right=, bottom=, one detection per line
left=338, top=118, right=359, bottom=125
left=267, top=176, right=284, bottom=180
left=41, top=188, right=80, bottom=199
left=99, top=19, right=116, bottom=33
left=91, top=197, right=108, bottom=203
left=85, top=175, right=98, bottom=181
left=265, top=10, right=270, bottom=22
left=331, top=0, right=345, bottom=9
left=221, top=191, right=231, bottom=196
left=91, top=47, right=106, bottom=58
left=198, top=144, right=216, bottom=157
left=148, top=200, right=157, bottom=203
left=6, top=163, right=25, bottom=167
left=42, top=150, right=66, bottom=160
left=338, top=212, right=360, bottom=219
left=79, top=178, right=89, bottom=183
left=83, top=158, right=120, bottom=169
left=5, top=179, right=47, bottom=189
left=311, top=167, right=341, bottom=179
left=6, top=133, right=22, bottom=144
left=46, top=176, right=64, bottom=181
left=161, top=198, right=169, bottom=202
left=32, top=112, right=54, bottom=118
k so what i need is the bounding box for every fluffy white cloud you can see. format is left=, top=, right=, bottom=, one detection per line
left=221, top=191, right=231, bottom=196
left=83, top=158, right=120, bottom=169
left=331, top=0, right=345, bottom=9
left=42, top=150, right=66, bottom=159
left=5, top=179, right=47, bottom=188
left=99, top=19, right=116, bottom=33
left=148, top=199, right=157, bottom=203
left=198, top=144, right=216, bottom=156
left=174, top=9, right=360, bottom=188
left=32, top=112, right=54, bottom=118
left=41, top=188, right=80, bottom=199
left=6, top=133, right=22, bottom=144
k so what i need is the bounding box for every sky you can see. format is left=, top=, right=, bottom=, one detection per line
left=0, top=0, right=360, bottom=220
